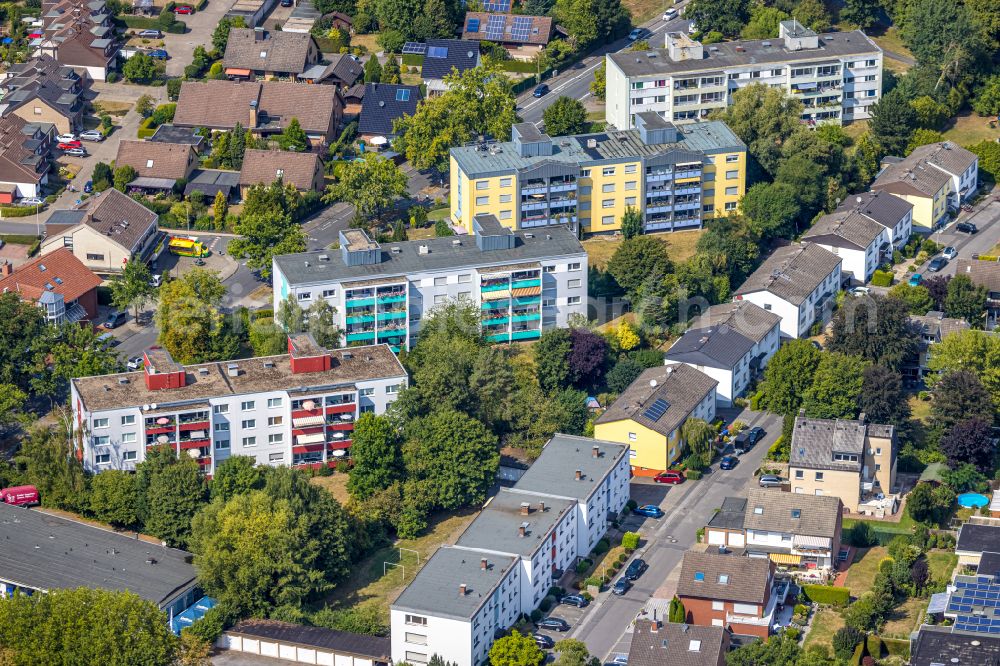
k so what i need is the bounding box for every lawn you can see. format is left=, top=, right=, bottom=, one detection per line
left=908, top=394, right=933, bottom=424
left=882, top=595, right=927, bottom=639
left=869, top=27, right=913, bottom=69
left=845, top=546, right=886, bottom=597
left=310, top=473, right=350, bottom=504
left=622, top=0, right=666, bottom=23
left=804, top=608, right=844, bottom=654
left=842, top=511, right=917, bottom=536
left=582, top=229, right=703, bottom=270
left=407, top=226, right=436, bottom=240
left=350, top=33, right=380, bottom=54
left=928, top=549, right=958, bottom=584
left=942, top=112, right=1000, bottom=147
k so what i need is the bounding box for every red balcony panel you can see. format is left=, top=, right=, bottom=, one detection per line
left=292, top=444, right=326, bottom=454
left=291, top=408, right=322, bottom=419
left=328, top=440, right=351, bottom=450
left=328, top=422, right=355, bottom=432
left=145, top=426, right=175, bottom=435
left=179, top=439, right=210, bottom=450
left=325, top=404, right=356, bottom=415
left=292, top=426, right=326, bottom=437
left=197, top=457, right=212, bottom=466
left=178, top=421, right=210, bottom=432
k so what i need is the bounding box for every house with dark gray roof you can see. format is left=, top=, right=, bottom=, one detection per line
left=358, top=83, right=421, bottom=144
left=0, top=55, right=86, bottom=134
left=595, top=364, right=717, bottom=474
left=420, top=39, right=481, bottom=95
left=956, top=522, right=1000, bottom=568
left=789, top=415, right=897, bottom=513
left=907, top=310, right=971, bottom=378
left=676, top=549, right=778, bottom=639
left=705, top=497, right=749, bottom=549
left=954, top=258, right=1000, bottom=329
left=298, top=53, right=364, bottom=88
left=628, top=620, right=730, bottom=666
left=664, top=301, right=780, bottom=406
left=909, top=625, right=1000, bottom=666
left=220, top=620, right=390, bottom=665
left=461, top=12, right=554, bottom=60
left=733, top=242, right=843, bottom=338
left=741, top=488, right=843, bottom=570
left=223, top=28, right=321, bottom=79
left=149, top=125, right=206, bottom=152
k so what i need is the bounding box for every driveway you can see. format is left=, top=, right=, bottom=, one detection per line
left=914, top=192, right=1000, bottom=276
left=163, top=0, right=240, bottom=77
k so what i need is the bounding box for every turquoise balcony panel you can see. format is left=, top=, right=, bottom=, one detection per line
left=377, top=311, right=407, bottom=322
left=346, top=331, right=376, bottom=342
left=346, top=315, right=376, bottom=325
left=481, top=300, right=509, bottom=310
left=511, top=279, right=541, bottom=290
left=511, top=329, right=542, bottom=340
left=513, top=296, right=541, bottom=306
left=482, top=316, right=510, bottom=326
left=346, top=297, right=375, bottom=308
left=486, top=333, right=510, bottom=343
left=512, top=313, right=541, bottom=323
left=481, top=282, right=510, bottom=293
left=377, top=294, right=406, bottom=304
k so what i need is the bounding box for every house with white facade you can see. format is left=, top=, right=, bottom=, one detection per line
left=605, top=20, right=882, bottom=129
left=664, top=301, right=781, bottom=407
left=390, top=435, right=630, bottom=666
left=69, top=334, right=407, bottom=474
left=733, top=243, right=843, bottom=338
left=273, top=217, right=588, bottom=351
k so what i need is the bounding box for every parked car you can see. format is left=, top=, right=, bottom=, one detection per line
left=928, top=256, right=948, bottom=272
left=137, top=29, right=163, bottom=38
left=65, top=147, right=87, bottom=157
left=280, top=0, right=293, bottom=5
left=533, top=634, right=555, bottom=649
left=103, top=311, right=127, bottom=329
left=55, top=133, right=76, bottom=143
left=83, top=180, right=93, bottom=193
left=536, top=617, right=570, bottom=632
left=688, top=21, right=697, bottom=34
left=96, top=332, right=118, bottom=348
left=612, top=656, right=628, bottom=666
left=628, top=28, right=644, bottom=40
left=532, top=83, right=549, bottom=98
left=612, top=577, right=632, bottom=595
left=942, top=246, right=958, bottom=260
left=150, top=274, right=162, bottom=288
left=735, top=428, right=763, bottom=454
left=57, top=140, right=81, bottom=150
left=758, top=474, right=783, bottom=488
left=909, top=273, right=922, bottom=287
left=148, top=49, right=169, bottom=60
left=720, top=455, right=738, bottom=470
left=653, top=470, right=684, bottom=484
left=663, top=7, right=678, bottom=19
left=79, top=130, right=104, bottom=142
left=956, top=222, right=978, bottom=234
left=748, top=426, right=765, bottom=445
left=127, top=356, right=144, bottom=371
left=624, top=558, right=647, bottom=581
left=173, top=4, right=194, bottom=13
left=0, top=485, right=39, bottom=506
left=850, top=286, right=871, bottom=296
left=19, top=197, right=43, bottom=206
left=560, top=594, right=589, bottom=608
left=633, top=504, right=664, bottom=518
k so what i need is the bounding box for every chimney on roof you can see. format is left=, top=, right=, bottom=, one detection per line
left=249, top=98, right=259, bottom=128
left=681, top=623, right=689, bottom=633
left=858, top=412, right=867, bottom=424
left=518, top=524, right=526, bottom=537
left=798, top=408, right=806, bottom=416
left=538, top=501, right=545, bottom=512
left=650, top=620, right=659, bottom=633
left=575, top=469, right=582, bottom=480
left=0, top=261, right=11, bottom=277
left=480, top=558, right=488, bottom=570
left=459, top=583, right=467, bottom=596
left=592, top=445, right=600, bottom=458
left=519, top=502, right=530, bottom=516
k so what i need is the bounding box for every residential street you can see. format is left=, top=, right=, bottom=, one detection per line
left=917, top=194, right=1000, bottom=277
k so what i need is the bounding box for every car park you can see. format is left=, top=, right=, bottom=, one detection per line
left=720, top=455, right=738, bottom=470
left=560, top=594, right=589, bottom=608
left=533, top=634, right=554, bottom=649
left=928, top=256, right=948, bottom=272
left=137, top=29, right=163, bottom=38
left=909, top=273, right=922, bottom=287
left=628, top=28, right=644, bottom=40
left=532, top=84, right=549, bottom=98
left=633, top=504, right=664, bottom=518
left=758, top=474, right=782, bottom=488
left=79, top=130, right=103, bottom=142
left=55, top=133, right=76, bottom=143
left=65, top=147, right=87, bottom=157
left=148, top=49, right=169, bottom=60
left=956, top=222, right=978, bottom=234
left=173, top=4, right=194, bottom=13
left=126, top=356, right=144, bottom=371
left=536, top=617, right=570, bottom=632
left=102, top=311, right=127, bottom=329
left=612, top=577, right=631, bottom=595
left=653, top=470, right=684, bottom=484
left=942, top=246, right=958, bottom=260
left=624, top=558, right=647, bottom=581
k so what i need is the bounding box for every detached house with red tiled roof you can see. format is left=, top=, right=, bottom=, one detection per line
left=0, top=247, right=102, bottom=324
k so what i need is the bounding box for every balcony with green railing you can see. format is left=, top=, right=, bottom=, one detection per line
left=511, top=278, right=541, bottom=290
left=513, top=295, right=541, bottom=306
left=377, top=310, right=407, bottom=322
left=512, top=311, right=541, bottom=323
left=346, top=296, right=376, bottom=308
left=482, top=315, right=510, bottom=326
left=481, top=281, right=511, bottom=293
left=346, top=313, right=376, bottom=324
left=485, top=332, right=510, bottom=343
left=511, top=329, right=542, bottom=341
left=481, top=299, right=509, bottom=310
left=346, top=330, right=376, bottom=342
left=377, top=292, right=406, bottom=304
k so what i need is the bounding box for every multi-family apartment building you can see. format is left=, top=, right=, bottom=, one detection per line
left=272, top=218, right=588, bottom=350
left=789, top=415, right=897, bottom=513
left=606, top=20, right=882, bottom=129
left=390, top=435, right=630, bottom=666
left=69, top=334, right=407, bottom=474
left=37, top=0, right=118, bottom=81
left=733, top=243, right=843, bottom=338
left=664, top=301, right=781, bottom=407
left=449, top=116, right=746, bottom=236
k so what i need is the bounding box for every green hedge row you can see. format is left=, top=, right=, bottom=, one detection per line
left=801, top=584, right=850, bottom=606
left=881, top=637, right=910, bottom=658
left=0, top=205, right=42, bottom=218
left=870, top=269, right=893, bottom=287
left=501, top=60, right=540, bottom=73
left=402, top=54, right=423, bottom=67
left=0, top=233, right=40, bottom=245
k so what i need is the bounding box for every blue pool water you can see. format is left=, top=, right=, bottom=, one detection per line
left=956, top=492, right=990, bottom=508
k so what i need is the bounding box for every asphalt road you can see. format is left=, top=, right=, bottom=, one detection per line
left=917, top=196, right=1000, bottom=277
left=534, top=408, right=782, bottom=659
left=516, top=8, right=692, bottom=126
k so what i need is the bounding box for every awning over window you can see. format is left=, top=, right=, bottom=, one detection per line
left=296, top=432, right=325, bottom=446
left=769, top=553, right=802, bottom=565
left=512, top=286, right=541, bottom=297
left=292, top=415, right=325, bottom=428
left=225, top=68, right=251, bottom=76
left=793, top=534, right=831, bottom=549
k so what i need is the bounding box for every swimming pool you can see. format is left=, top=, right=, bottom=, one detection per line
left=956, top=492, right=989, bottom=508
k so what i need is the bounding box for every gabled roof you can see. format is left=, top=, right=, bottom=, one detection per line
left=239, top=149, right=321, bottom=190
left=676, top=550, right=771, bottom=604
left=734, top=243, right=841, bottom=306
left=0, top=114, right=48, bottom=185
left=461, top=12, right=553, bottom=45
left=743, top=488, right=841, bottom=539
left=421, top=39, right=481, bottom=81
left=834, top=190, right=913, bottom=230
left=665, top=301, right=780, bottom=369
left=955, top=258, right=1000, bottom=293
left=908, top=141, right=978, bottom=178
left=803, top=209, right=885, bottom=251
left=872, top=153, right=953, bottom=198
left=790, top=416, right=893, bottom=472
left=358, top=83, right=421, bottom=137
left=909, top=625, right=1000, bottom=666
left=909, top=310, right=970, bottom=342
left=173, top=80, right=340, bottom=135
left=595, top=364, right=718, bottom=438
left=223, top=28, right=318, bottom=75
left=628, top=621, right=729, bottom=666
left=63, top=188, right=158, bottom=252
left=0, top=247, right=101, bottom=304
left=306, top=53, right=363, bottom=86
left=115, top=139, right=196, bottom=180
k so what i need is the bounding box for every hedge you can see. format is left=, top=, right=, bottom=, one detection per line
left=501, top=60, right=540, bottom=73
left=881, top=637, right=910, bottom=659
left=0, top=205, right=42, bottom=218
left=870, top=269, right=893, bottom=287
left=402, top=54, right=424, bottom=67
left=0, top=233, right=40, bottom=245
left=801, top=584, right=850, bottom=606
left=137, top=117, right=157, bottom=139
left=866, top=635, right=884, bottom=659
left=686, top=469, right=703, bottom=480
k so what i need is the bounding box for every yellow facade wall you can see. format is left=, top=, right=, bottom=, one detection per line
left=594, top=418, right=685, bottom=474
left=706, top=151, right=746, bottom=216
left=579, top=160, right=643, bottom=233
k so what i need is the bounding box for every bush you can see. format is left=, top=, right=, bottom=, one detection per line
left=833, top=626, right=865, bottom=661
left=618, top=552, right=628, bottom=564
left=847, top=522, right=879, bottom=547
left=0, top=205, right=42, bottom=218
left=530, top=609, right=542, bottom=622
left=167, top=78, right=182, bottom=100
left=793, top=603, right=808, bottom=616
left=621, top=531, right=640, bottom=552
left=683, top=452, right=706, bottom=471
left=626, top=499, right=638, bottom=511
left=867, top=635, right=884, bottom=659
left=784, top=626, right=801, bottom=640
left=802, top=584, right=851, bottom=606
left=686, top=470, right=703, bottom=480
left=539, top=596, right=553, bottom=612
left=583, top=575, right=603, bottom=589
left=870, top=270, right=894, bottom=287
left=594, top=538, right=610, bottom=555
left=575, top=559, right=592, bottom=575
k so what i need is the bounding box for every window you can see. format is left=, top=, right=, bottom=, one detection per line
left=387, top=384, right=402, bottom=394
left=269, top=453, right=284, bottom=463
left=499, top=210, right=512, bottom=220
left=242, top=436, right=257, bottom=447
left=602, top=183, right=616, bottom=193
left=214, top=404, right=229, bottom=414
left=297, top=292, right=311, bottom=301
left=86, top=253, right=104, bottom=261
left=405, top=615, right=428, bottom=627
left=63, top=237, right=73, bottom=249
left=215, top=440, right=230, bottom=450
left=712, top=601, right=724, bottom=610
left=795, top=469, right=803, bottom=479
left=602, top=199, right=615, bottom=208
left=717, top=574, right=729, bottom=584
left=624, top=181, right=637, bottom=191
left=568, top=296, right=581, bottom=305
left=581, top=169, right=591, bottom=177
left=33, top=106, right=41, bottom=115
left=434, top=294, right=447, bottom=304
left=568, top=279, right=582, bottom=288
left=875, top=447, right=882, bottom=455
left=241, top=400, right=255, bottom=411
left=500, top=177, right=512, bottom=187
left=725, top=186, right=738, bottom=196
left=624, top=164, right=637, bottom=174
left=405, top=653, right=428, bottom=664
left=543, top=265, right=555, bottom=273
left=694, top=571, right=705, bottom=581
left=267, top=416, right=283, bottom=426
left=93, top=435, right=109, bottom=446
left=602, top=167, right=615, bottom=177
left=475, top=196, right=489, bottom=206
left=95, top=453, right=111, bottom=464
left=499, top=194, right=512, bottom=203
left=625, top=196, right=637, bottom=206
left=215, top=423, right=230, bottom=432
left=753, top=506, right=763, bottom=515
left=359, top=387, right=374, bottom=397
left=123, top=451, right=137, bottom=461
left=815, top=472, right=824, bottom=481
left=628, top=432, right=637, bottom=441
left=121, top=415, right=136, bottom=425
left=569, top=262, right=581, bottom=271
left=241, top=419, right=256, bottom=429
left=476, top=180, right=489, bottom=190
left=725, top=202, right=738, bottom=211
left=267, top=397, right=282, bottom=408
left=268, top=433, right=283, bottom=444
left=122, top=432, right=136, bottom=444
left=322, top=289, right=336, bottom=298
left=145, top=159, right=154, bottom=168
left=703, top=203, right=714, bottom=213
left=405, top=633, right=428, bottom=645
left=434, top=276, right=447, bottom=286
left=459, top=273, right=471, bottom=283
left=601, top=215, right=615, bottom=225
left=689, top=641, right=702, bottom=652
left=93, top=418, right=109, bottom=429
left=726, top=154, right=739, bottom=163
left=725, top=170, right=739, bottom=180
left=791, top=509, right=801, bottom=518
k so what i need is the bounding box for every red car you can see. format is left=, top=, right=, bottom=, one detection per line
left=57, top=140, right=82, bottom=150
left=653, top=470, right=685, bottom=484
left=173, top=4, right=194, bottom=13
left=28, top=32, right=43, bottom=39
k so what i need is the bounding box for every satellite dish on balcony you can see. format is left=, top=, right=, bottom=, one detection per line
left=332, top=450, right=346, bottom=457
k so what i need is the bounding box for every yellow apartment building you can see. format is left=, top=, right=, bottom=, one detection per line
left=594, top=364, right=717, bottom=476
left=449, top=113, right=747, bottom=235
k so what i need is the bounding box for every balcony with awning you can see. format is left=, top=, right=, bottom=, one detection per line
left=292, top=414, right=325, bottom=428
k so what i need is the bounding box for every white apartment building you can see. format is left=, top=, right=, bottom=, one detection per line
left=272, top=217, right=588, bottom=351
left=664, top=301, right=781, bottom=407
left=390, top=435, right=630, bottom=666
left=606, top=20, right=883, bottom=129
left=69, top=334, right=407, bottom=474
left=733, top=243, right=843, bottom=338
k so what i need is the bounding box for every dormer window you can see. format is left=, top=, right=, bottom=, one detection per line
left=689, top=641, right=701, bottom=652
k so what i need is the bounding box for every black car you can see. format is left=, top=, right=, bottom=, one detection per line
left=719, top=455, right=738, bottom=470
left=748, top=426, right=765, bottom=445
left=533, top=84, right=550, bottom=98
left=956, top=222, right=978, bottom=234
left=612, top=578, right=631, bottom=595
left=536, top=617, right=570, bottom=632
left=533, top=634, right=555, bottom=649
left=928, top=256, right=948, bottom=272
left=280, top=0, right=293, bottom=5
left=624, top=558, right=647, bottom=581
left=733, top=431, right=751, bottom=454
left=560, top=594, right=589, bottom=608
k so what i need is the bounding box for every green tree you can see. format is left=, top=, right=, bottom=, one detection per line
left=931, top=370, right=994, bottom=431
left=684, top=0, right=749, bottom=37
left=109, top=259, right=154, bottom=320
left=543, top=96, right=588, bottom=136
left=535, top=328, right=572, bottom=393
left=363, top=54, right=382, bottom=83
left=740, top=5, right=788, bottom=38
left=381, top=55, right=401, bottom=84
left=211, top=15, right=245, bottom=51
left=92, top=161, right=113, bottom=191
left=859, top=365, right=911, bottom=426
left=123, top=52, right=159, bottom=83
left=135, top=94, right=155, bottom=117
left=553, top=639, right=599, bottom=666
left=726, top=633, right=801, bottom=666
left=620, top=206, right=642, bottom=239
left=680, top=417, right=714, bottom=459
left=973, top=75, right=1000, bottom=116
left=30, top=321, right=120, bottom=404
left=907, top=481, right=955, bottom=524
left=888, top=283, right=934, bottom=314
left=944, top=274, right=987, bottom=325
left=741, top=182, right=801, bottom=238
left=144, top=454, right=206, bottom=548
left=926, top=329, right=1000, bottom=408
left=489, top=630, right=544, bottom=666
left=0, top=292, right=45, bottom=392
left=347, top=413, right=402, bottom=500
left=606, top=236, right=671, bottom=295
left=156, top=268, right=239, bottom=363
left=228, top=181, right=307, bottom=279
left=89, top=470, right=140, bottom=529
left=840, top=0, right=880, bottom=28
left=16, top=426, right=87, bottom=512
left=759, top=339, right=822, bottom=415
left=306, top=298, right=341, bottom=348
left=213, top=190, right=228, bottom=228
left=910, top=96, right=950, bottom=130
left=113, top=165, right=137, bottom=191
left=900, top=0, right=980, bottom=69
left=668, top=595, right=686, bottom=623
left=434, top=218, right=454, bottom=237
left=210, top=455, right=264, bottom=502
left=0, top=383, right=27, bottom=430
left=827, top=294, right=918, bottom=371
left=0, top=588, right=178, bottom=665
left=590, top=61, right=606, bottom=101
left=326, top=153, right=408, bottom=221
left=870, top=88, right=918, bottom=157
left=801, top=353, right=868, bottom=419
left=278, top=117, right=309, bottom=152
left=711, top=84, right=802, bottom=177
left=794, top=0, right=830, bottom=31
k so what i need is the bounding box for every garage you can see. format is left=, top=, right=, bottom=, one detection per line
left=218, top=619, right=391, bottom=666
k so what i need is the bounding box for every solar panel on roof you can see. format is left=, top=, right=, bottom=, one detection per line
left=485, top=14, right=506, bottom=41
left=467, top=17, right=481, bottom=32
left=642, top=398, right=670, bottom=422
left=483, top=0, right=511, bottom=11
left=402, top=42, right=427, bottom=54
left=427, top=45, right=449, bottom=58
left=510, top=16, right=533, bottom=41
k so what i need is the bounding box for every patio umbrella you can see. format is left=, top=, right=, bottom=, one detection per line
left=332, top=450, right=346, bottom=457
left=302, top=400, right=316, bottom=410
left=156, top=435, right=169, bottom=443
left=156, top=417, right=170, bottom=425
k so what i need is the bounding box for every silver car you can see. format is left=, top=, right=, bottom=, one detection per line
left=758, top=475, right=783, bottom=488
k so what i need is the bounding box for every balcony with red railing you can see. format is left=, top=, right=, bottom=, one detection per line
left=292, top=442, right=326, bottom=455
left=325, top=403, right=356, bottom=415
left=328, top=439, right=351, bottom=450
left=145, top=425, right=175, bottom=436
left=291, top=408, right=323, bottom=420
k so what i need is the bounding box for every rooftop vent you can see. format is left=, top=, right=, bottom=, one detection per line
left=318, top=254, right=329, bottom=261
left=198, top=367, right=209, bottom=376
left=118, top=377, right=129, bottom=385
left=343, top=351, right=353, bottom=359
left=418, top=244, right=429, bottom=255
left=525, top=233, right=534, bottom=239
left=762, top=41, right=771, bottom=47
left=452, top=238, right=461, bottom=246
left=263, top=360, right=275, bottom=369
left=227, top=363, right=239, bottom=377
